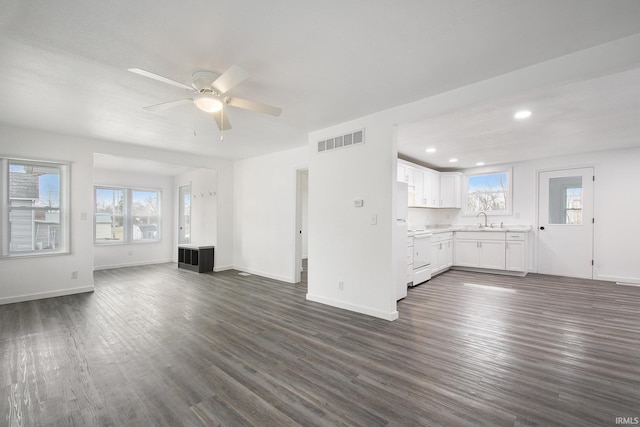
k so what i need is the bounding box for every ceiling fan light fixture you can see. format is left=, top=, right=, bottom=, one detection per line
left=194, top=95, right=223, bottom=113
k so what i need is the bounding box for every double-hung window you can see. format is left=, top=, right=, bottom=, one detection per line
left=94, top=186, right=161, bottom=243
left=1, top=158, right=70, bottom=257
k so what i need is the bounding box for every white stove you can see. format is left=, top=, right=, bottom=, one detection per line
left=409, top=229, right=432, bottom=286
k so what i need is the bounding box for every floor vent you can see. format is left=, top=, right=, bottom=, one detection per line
left=317, top=129, right=365, bottom=153
left=238, top=272, right=251, bottom=276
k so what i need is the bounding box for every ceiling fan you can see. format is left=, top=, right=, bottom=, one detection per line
left=128, top=65, right=282, bottom=132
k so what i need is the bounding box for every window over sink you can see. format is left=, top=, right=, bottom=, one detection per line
left=462, top=168, right=512, bottom=216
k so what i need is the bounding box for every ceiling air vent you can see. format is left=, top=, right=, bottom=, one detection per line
left=317, top=129, right=365, bottom=154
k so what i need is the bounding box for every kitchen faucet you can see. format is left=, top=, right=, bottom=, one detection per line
left=476, top=211, right=488, bottom=228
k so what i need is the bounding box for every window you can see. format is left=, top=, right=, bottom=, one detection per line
left=94, top=186, right=161, bottom=243
left=548, top=176, right=583, bottom=225
left=1, top=158, right=70, bottom=257
left=463, top=168, right=512, bottom=216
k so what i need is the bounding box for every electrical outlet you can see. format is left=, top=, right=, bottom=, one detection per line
left=370, top=214, right=377, bottom=225
left=71, top=271, right=78, bottom=280
left=80, top=212, right=87, bottom=220
left=338, top=280, right=344, bottom=291
left=128, top=250, right=134, bottom=256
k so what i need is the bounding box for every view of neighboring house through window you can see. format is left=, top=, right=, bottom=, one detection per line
left=94, top=186, right=160, bottom=243
left=1, top=158, right=69, bottom=257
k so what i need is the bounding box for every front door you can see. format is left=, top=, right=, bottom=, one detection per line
left=537, top=167, right=594, bottom=278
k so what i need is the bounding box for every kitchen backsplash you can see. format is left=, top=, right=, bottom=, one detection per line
left=408, top=208, right=460, bottom=229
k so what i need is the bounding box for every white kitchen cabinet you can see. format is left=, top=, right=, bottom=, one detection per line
left=423, top=169, right=440, bottom=207
left=412, top=168, right=426, bottom=207
left=397, top=163, right=410, bottom=184
left=431, top=232, right=454, bottom=276
left=440, top=172, right=462, bottom=208
left=454, top=239, right=481, bottom=267
left=505, top=232, right=527, bottom=272
left=454, top=231, right=506, bottom=270
left=479, top=240, right=507, bottom=270
left=397, top=160, right=461, bottom=209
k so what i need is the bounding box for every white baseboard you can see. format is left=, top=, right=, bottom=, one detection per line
left=0, top=286, right=94, bottom=305
left=213, top=264, right=233, bottom=272
left=232, top=266, right=295, bottom=283
left=306, top=293, right=398, bottom=321
left=597, top=274, right=640, bottom=285
left=93, top=259, right=173, bottom=271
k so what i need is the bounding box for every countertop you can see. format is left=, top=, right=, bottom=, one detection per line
left=408, top=225, right=532, bottom=236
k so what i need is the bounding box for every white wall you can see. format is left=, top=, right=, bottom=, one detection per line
left=91, top=142, right=235, bottom=272
left=233, top=146, right=308, bottom=283
left=93, top=169, right=174, bottom=269
left=307, top=121, right=398, bottom=321
left=408, top=208, right=458, bottom=229
left=306, top=36, right=640, bottom=320
left=173, top=168, right=223, bottom=267
left=461, top=148, right=640, bottom=282
left=0, top=124, right=235, bottom=304
left=0, top=125, right=95, bottom=304
left=405, top=147, right=640, bottom=281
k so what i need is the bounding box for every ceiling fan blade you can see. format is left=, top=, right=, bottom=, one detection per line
left=212, top=109, right=232, bottom=131
left=128, top=68, right=194, bottom=91
left=227, top=97, right=282, bottom=117
left=211, top=65, right=249, bottom=94
left=143, top=98, right=193, bottom=112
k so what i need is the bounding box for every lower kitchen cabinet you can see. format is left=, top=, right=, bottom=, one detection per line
left=431, top=232, right=454, bottom=276
left=505, top=232, right=527, bottom=272
left=454, top=232, right=506, bottom=270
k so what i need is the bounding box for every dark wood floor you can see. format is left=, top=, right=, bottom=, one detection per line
left=2, top=264, right=640, bottom=426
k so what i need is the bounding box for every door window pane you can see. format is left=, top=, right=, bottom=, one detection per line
left=548, top=176, right=582, bottom=224
left=178, top=185, right=191, bottom=244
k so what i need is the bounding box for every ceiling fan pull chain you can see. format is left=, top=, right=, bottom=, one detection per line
left=220, top=106, right=224, bottom=142
left=193, top=103, right=197, bottom=136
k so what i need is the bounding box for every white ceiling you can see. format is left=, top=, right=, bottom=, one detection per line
left=2, top=1, right=640, bottom=164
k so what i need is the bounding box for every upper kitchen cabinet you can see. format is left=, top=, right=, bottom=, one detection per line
left=398, top=160, right=461, bottom=209
left=423, top=169, right=439, bottom=207
left=440, top=172, right=462, bottom=208
left=397, top=162, right=411, bottom=184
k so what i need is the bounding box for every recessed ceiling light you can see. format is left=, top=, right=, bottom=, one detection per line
left=449, top=158, right=458, bottom=163
left=514, top=110, right=532, bottom=120
left=476, top=162, right=485, bottom=166
left=425, top=148, right=437, bottom=153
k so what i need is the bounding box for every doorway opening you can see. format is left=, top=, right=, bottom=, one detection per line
left=295, top=169, right=308, bottom=284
